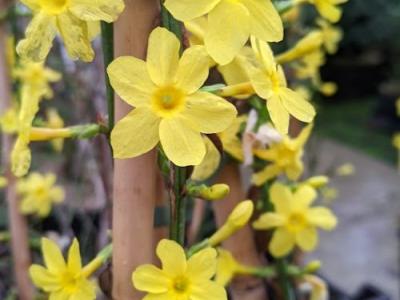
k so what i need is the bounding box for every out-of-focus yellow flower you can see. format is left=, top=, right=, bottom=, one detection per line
left=253, top=182, right=337, bottom=257
left=45, top=108, right=65, bottom=152
left=335, top=163, right=355, bottom=176
left=252, top=124, right=313, bottom=186
left=298, top=0, right=348, bottom=23
left=0, top=106, right=19, bottom=134
left=165, top=0, right=283, bottom=65
left=317, top=18, right=343, bottom=54
left=108, top=27, right=236, bottom=167
left=294, top=49, right=325, bottom=82
left=249, top=37, right=316, bottom=134
left=276, top=31, right=323, bottom=64
left=219, top=115, right=247, bottom=161
left=30, top=238, right=110, bottom=300
left=301, top=175, right=329, bottom=189
left=191, top=137, right=221, bottom=181
left=17, top=172, right=65, bottom=217
left=209, top=200, right=254, bottom=246
left=301, top=275, right=328, bottom=300
left=132, top=239, right=227, bottom=300
left=17, top=0, right=125, bottom=62
left=0, top=176, right=8, bottom=188
left=321, top=186, right=338, bottom=202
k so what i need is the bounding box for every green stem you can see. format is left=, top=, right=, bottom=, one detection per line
left=101, top=22, right=114, bottom=132
left=276, top=258, right=296, bottom=300
left=169, top=165, right=187, bottom=245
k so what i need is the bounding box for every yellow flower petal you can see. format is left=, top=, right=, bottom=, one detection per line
left=191, top=280, right=227, bottom=300
left=21, top=0, right=39, bottom=10
left=69, top=279, right=96, bottom=300
left=187, top=248, right=217, bottom=280
left=191, top=137, right=221, bottom=181
left=205, top=1, right=250, bottom=65
left=41, top=238, right=66, bottom=272
left=56, top=12, right=94, bottom=62
left=16, top=12, right=57, bottom=62
left=269, top=228, right=295, bottom=257
left=316, top=1, right=342, bottom=23
left=181, top=92, right=237, bottom=134
left=293, top=123, right=313, bottom=149
left=132, top=264, right=169, bottom=294
left=29, top=265, right=59, bottom=292
left=67, top=239, right=82, bottom=274
left=296, top=227, right=318, bottom=251
left=292, top=185, right=317, bottom=210
left=147, top=27, right=180, bottom=86
left=285, top=158, right=303, bottom=181
left=159, top=118, right=206, bottom=166
left=307, top=207, right=337, bottom=230
left=280, top=88, right=316, bottom=123
left=270, top=182, right=292, bottom=214
left=69, top=0, right=125, bottom=23
left=253, top=212, right=286, bottom=230
left=251, top=164, right=281, bottom=186
left=175, top=46, right=209, bottom=94
left=164, top=0, right=220, bottom=22
left=111, top=107, right=160, bottom=159
left=107, top=56, right=155, bottom=107
left=248, top=67, right=273, bottom=99
left=241, top=0, right=283, bottom=42
left=156, top=239, right=187, bottom=276
left=267, top=95, right=290, bottom=134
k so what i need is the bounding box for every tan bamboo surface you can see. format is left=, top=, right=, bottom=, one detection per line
left=214, top=163, right=268, bottom=300
left=112, top=1, right=160, bottom=299
left=0, top=4, right=34, bottom=299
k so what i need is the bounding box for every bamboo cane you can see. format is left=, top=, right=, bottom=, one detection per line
left=0, top=5, right=34, bottom=299
left=112, top=1, right=160, bottom=299
left=214, top=163, right=268, bottom=300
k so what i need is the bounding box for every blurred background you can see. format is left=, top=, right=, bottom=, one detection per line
left=0, top=0, right=399, bottom=299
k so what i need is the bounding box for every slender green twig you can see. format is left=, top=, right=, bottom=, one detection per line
left=277, top=258, right=296, bottom=300
left=101, top=22, right=115, bottom=132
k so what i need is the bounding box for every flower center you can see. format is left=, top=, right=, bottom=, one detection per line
left=172, top=276, right=190, bottom=294
left=60, top=271, right=80, bottom=293
left=39, top=0, right=70, bottom=15
left=151, top=86, right=185, bottom=118
left=275, top=146, right=295, bottom=167
left=270, top=71, right=281, bottom=93
left=287, top=213, right=307, bottom=232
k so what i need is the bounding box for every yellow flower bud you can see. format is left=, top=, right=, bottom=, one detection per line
left=304, top=260, right=322, bottom=274
left=304, top=176, right=329, bottom=188
left=198, top=184, right=230, bottom=201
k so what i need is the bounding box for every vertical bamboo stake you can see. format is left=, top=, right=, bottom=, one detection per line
left=214, top=163, right=268, bottom=300
left=112, top=1, right=160, bottom=300
left=0, top=6, right=34, bottom=300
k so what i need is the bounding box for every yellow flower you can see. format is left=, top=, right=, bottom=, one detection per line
left=17, top=0, right=125, bottom=62
left=165, top=0, right=283, bottom=65
left=108, top=27, right=237, bottom=167
left=301, top=176, right=329, bottom=189
left=219, top=115, right=247, bottom=161
left=191, top=137, right=221, bottom=181
left=317, top=18, right=343, bottom=54
left=17, top=172, right=65, bottom=217
left=45, top=108, right=65, bottom=152
left=132, top=239, right=227, bottom=300
left=252, top=124, right=313, bottom=186
left=253, top=182, right=337, bottom=257
left=29, top=238, right=100, bottom=300
left=321, top=186, right=338, bottom=201
left=335, top=163, right=355, bottom=176
left=301, top=0, right=348, bottom=23
left=0, top=106, right=19, bottom=134
left=249, top=37, right=316, bottom=134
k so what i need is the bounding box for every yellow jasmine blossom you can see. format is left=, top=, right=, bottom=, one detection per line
left=132, top=239, right=227, bottom=300
left=335, top=163, right=355, bottom=176
left=209, top=200, right=254, bottom=246
left=317, top=18, right=343, bottom=54
left=17, top=0, right=125, bottom=62
left=301, top=176, right=329, bottom=189
left=165, top=0, right=283, bottom=65
left=252, top=124, right=313, bottom=186
left=45, top=108, right=65, bottom=152
left=29, top=238, right=109, bottom=300
left=17, top=172, right=65, bottom=217
left=253, top=182, right=337, bottom=257
left=219, top=115, right=247, bottom=161
left=108, top=27, right=237, bottom=166
left=297, top=0, right=348, bottom=23
left=249, top=37, right=316, bottom=134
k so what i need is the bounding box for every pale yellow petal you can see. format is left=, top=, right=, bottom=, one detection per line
left=69, top=0, right=125, bottom=22
left=307, top=207, right=337, bottom=230
left=191, top=280, right=227, bottom=300
left=316, top=1, right=342, bottom=23
left=56, top=12, right=94, bottom=62
left=111, top=107, right=160, bottom=159
left=253, top=212, right=285, bottom=230
left=294, top=123, right=313, bottom=149
left=159, top=118, right=206, bottom=167
left=156, top=239, right=187, bottom=276
left=41, top=238, right=66, bottom=272
left=181, top=92, right=237, bottom=134
left=248, top=67, right=273, bottom=99
left=107, top=56, right=155, bottom=107
left=147, top=27, right=180, bottom=86
left=16, top=13, right=57, bottom=62
left=270, top=182, right=292, bottom=214
left=267, top=95, right=290, bottom=135
left=187, top=248, right=217, bottom=280
left=269, top=228, right=295, bottom=257
left=132, top=264, right=170, bottom=293
left=67, top=239, right=82, bottom=274
left=280, top=88, right=316, bottom=123
left=296, top=227, right=318, bottom=251
left=29, top=265, right=59, bottom=292
left=285, top=157, right=303, bottom=181
left=251, top=164, right=281, bottom=186
left=69, top=279, right=96, bottom=300
left=191, top=137, right=221, bottom=181
left=205, top=1, right=250, bottom=65
left=175, top=46, right=210, bottom=94
left=164, top=0, right=220, bottom=21
left=241, top=0, right=283, bottom=42
left=292, top=185, right=317, bottom=210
